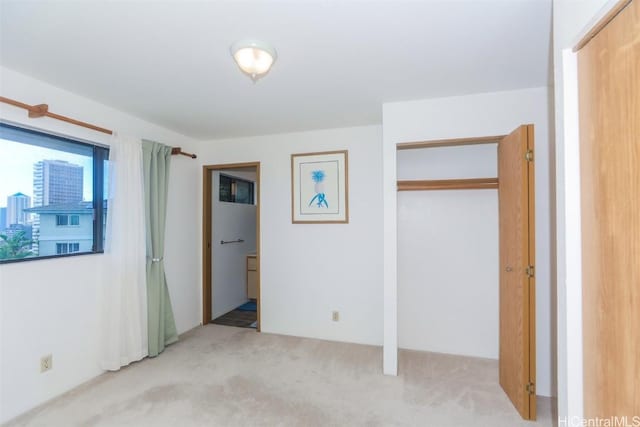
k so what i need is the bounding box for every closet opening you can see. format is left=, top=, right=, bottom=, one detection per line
left=396, top=126, right=536, bottom=420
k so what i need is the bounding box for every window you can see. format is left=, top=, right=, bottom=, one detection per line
left=0, top=123, right=108, bottom=263
left=55, top=243, right=79, bottom=254
left=219, top=174, right=254, bottom=204
left=55, top=214, right=80, bottom=226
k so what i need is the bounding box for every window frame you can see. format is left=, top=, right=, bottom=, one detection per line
left=56, top=242, right=80, bottom=254
left=0, top=122, right=109, bottom=264
left=55, top=215, right=69, bottom=226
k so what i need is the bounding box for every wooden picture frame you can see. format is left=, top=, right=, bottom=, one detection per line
left=291, top=150, right=349, bottom=224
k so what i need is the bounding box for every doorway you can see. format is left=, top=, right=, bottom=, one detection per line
left=202, top=162, right=261, bottom=331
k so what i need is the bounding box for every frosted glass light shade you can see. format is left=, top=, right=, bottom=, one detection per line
left=230, top=40, right=277, bottom=81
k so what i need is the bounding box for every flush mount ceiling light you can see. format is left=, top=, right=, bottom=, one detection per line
left=230, top=40, right=277, bottom=82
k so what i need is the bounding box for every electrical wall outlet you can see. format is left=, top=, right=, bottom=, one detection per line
left=40, top=354, right=52, bottom=373
left=332, top=311, right=340, bottom=322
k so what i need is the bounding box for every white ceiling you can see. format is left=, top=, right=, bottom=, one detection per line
left=0, top=0, right=552, bottom=139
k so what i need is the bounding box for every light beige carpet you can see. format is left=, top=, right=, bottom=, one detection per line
left=6, top=325, right=555, bottom=427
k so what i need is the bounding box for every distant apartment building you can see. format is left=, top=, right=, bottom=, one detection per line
left=4, top=224, right=33, bottom=242
left=32, top=160, right=84, bottom=255
left=33, top=160, right=83, bottom=207
left=6, top=192, right=31, bottom=225
left=0, top=207, right=6, bottom=230
left=24, top=202, right=93, bottom=256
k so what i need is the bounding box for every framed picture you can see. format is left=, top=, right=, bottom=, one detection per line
left=291, top=150, right=349, bottom=224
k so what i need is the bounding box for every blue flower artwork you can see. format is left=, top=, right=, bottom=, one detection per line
left=308, top=170, right=329, bottom=208
left=293, top=151, right=346, bottom=222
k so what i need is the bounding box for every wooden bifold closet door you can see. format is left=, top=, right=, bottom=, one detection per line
left=498, top=125, right=536, bottom=420
left=578, top=0, right=640, bottom=418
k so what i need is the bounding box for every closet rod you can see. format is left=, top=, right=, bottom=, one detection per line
left=0, top=96, right=197, bottom=159
left=396, top=135, right=505, bottom=150
left=397, top=178, right=498, bottom=191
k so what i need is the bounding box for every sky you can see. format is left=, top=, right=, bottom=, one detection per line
left=0, top=138, right=93, bottom=207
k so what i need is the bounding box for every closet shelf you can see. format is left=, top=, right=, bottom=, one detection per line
left=396, top=135, right=505, bottom=150
left=397, top=178, right=498, bottom=191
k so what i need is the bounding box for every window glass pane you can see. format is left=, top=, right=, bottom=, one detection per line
left=235, top=181, right=252, bottom=204
left=219, top=175, right=232, bottom=202
left=0, top=123, right=107, bottom=262
left=0, top=124, right=93, bottom=157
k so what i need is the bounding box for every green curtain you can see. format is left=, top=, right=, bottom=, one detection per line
left=142, top=140, right=178, bottom=357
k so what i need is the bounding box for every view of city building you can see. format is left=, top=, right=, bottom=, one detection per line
left=30, top=160, right=84, bottom=255
left=33, top=160, right=84, bottom=206
left=6, top=192, right=31, bottom=226
left=25, top=202, right=94, bottom=255
left=0, top=157, right=89, bottom=260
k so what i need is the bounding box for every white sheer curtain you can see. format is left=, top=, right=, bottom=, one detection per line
left=100, top=133, right=148, bottom=370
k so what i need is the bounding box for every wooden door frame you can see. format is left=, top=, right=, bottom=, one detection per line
left=202, top=162, right=261, bottom=331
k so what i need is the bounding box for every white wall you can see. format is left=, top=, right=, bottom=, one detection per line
left=383, top=86, right=554, bottom=396
left=0, top=67, right=201, bottom=423
left=397, top=145, right=499, bottom=359
left=196, top=126, right=384, bottom=346
left=552, top=0, right=614, bottom=421
left=211, top=169, right=257, bottom=318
